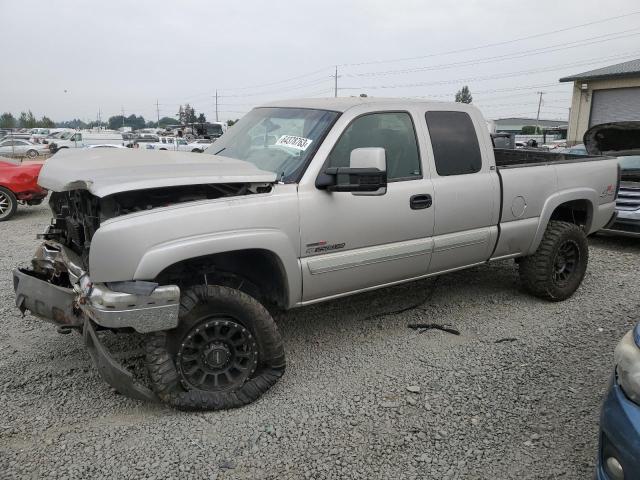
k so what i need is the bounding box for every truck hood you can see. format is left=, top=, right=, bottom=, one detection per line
left=584, top=121, right=640, bottom=156
left=38, top=148, right=277, bottom=197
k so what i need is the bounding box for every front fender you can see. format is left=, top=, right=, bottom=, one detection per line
left=527, top=188, right=597, bottom=255
left=133, top=229, right=301, bottom=306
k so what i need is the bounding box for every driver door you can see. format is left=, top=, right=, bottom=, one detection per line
left=298, top=111, right=435, bottom=302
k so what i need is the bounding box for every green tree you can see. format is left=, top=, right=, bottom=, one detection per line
left=38, top=116, right=56, bottom=128
left=521, top=125, right=541, bottom=135
left=455, top=85, right=473, bottom=104
left=0, top=112, right=16, bottom=128
left=18, top=110, right=37, bottom=128
left=108, top=115, right=125, bottom=130
left=158, top=116, right=177, bottom=127
left=197, top=113, right=207, bottom=124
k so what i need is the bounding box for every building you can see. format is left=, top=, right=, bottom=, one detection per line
left=492, top=117, right=567, bottom=134
left=560, top=58, right=640, bottom=145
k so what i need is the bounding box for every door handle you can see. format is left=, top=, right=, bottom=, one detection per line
left=410, top=194, right=433, bottom=210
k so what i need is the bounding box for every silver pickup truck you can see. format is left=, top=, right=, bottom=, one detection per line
left=13, top=98, right=619, bottom=410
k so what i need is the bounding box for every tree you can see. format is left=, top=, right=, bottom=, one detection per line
left=38, top=116, right=56, bottom=128
left=158, top=116, right=177, bottom=127
left=227, top=118, right=240, bottom=127
left=455, top=85, right=473, bottom=104
left=108, top=115, right=125, bottom=130
left=57, top=118, right=88, bottom=129
left=0, top=112, right=16, bottom=128
left=176, top=105, right=185, bottom=124
left=18, top=110, right=37, bottom=128
left=521, top=125, right=541, bottom=135
left=197, top=113, right=207, bottom=124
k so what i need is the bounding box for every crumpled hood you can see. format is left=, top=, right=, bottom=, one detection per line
left=584, top=121, right=640, bottom=156
left=38, top=148, right=277, bottom=197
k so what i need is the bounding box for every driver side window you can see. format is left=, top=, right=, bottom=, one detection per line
left=326, top=112, right=421, bottom=181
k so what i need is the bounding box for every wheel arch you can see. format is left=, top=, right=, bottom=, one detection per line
left=154, top=248, right=291, bottom=309
left=528, top=189, right=596, bottom=255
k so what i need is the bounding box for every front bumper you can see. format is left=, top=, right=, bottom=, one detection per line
left=13, top=241, right=180, bottom=333
left=596, top=374, right=640, bottom=480
left=12, top=241, right=181, bottom=402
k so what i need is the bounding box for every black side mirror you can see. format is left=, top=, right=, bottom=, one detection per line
left=316, top=147, right=387, bottom=195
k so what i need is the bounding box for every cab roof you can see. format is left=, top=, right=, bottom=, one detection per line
left=260, top=97, right=463, bottom=113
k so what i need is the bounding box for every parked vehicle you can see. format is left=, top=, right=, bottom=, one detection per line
left=0, top=138, right=49, bottom=158
left=596, top=322, right=640, bottom=480
left=188, top=138, right=214, bottom=152
left=0, top=157, right=47, bottom=221
left=141, top=136, right=192, bottom=152
left=48, top=131, right=124, bottom=152
left=12, top=98, right=619, bottom=410
left=586, top=122, right=640, bottom=237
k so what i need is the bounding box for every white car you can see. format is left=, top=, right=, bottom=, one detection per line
left=140, top=136, right=192, bottom=152
left=187, top=139, right=214, bottom=153
left=0, top=139, right=49, bottom=158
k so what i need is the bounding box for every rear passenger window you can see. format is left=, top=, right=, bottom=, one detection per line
left=326, top=112, right=421, bottom=181
left=425, top=111, right=482, bottom=176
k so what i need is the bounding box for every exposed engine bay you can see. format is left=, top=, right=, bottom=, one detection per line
left=40, top=183, right=271, bottom=265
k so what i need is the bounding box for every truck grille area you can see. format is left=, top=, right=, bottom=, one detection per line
left=616, top=181, right=640, bottom=211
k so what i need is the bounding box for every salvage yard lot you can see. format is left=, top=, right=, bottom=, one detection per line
left=1, top=203, right=639, bottom=480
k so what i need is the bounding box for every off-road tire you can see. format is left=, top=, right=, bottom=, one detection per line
left=0, top=187, right=18, bottom=221
left=518, top=220, right=588, bottom=301
left=144, top=285, right=285, bottom=411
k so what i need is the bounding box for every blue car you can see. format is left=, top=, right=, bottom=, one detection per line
left=597, top=323, right=640, bottom=480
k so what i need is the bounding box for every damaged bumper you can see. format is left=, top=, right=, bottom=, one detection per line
left=14, top=241, right=180, bottom=333
left=12, top=241, right=181, bottom=403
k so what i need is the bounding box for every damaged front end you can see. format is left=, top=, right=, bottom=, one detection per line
left=13, top=241, right=180, bottom=402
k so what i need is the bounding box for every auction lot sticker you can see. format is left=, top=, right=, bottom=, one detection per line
left=275, top=135, right=313, bottom=151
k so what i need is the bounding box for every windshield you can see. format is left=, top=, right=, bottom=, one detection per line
left=204, top=107, right=339, bottom=181
left=619, top=155, right=640, bottom=171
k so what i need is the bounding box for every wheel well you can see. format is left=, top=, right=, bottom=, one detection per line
left=155, top=249, right=288, bottom=309
left=549, top=199, right=592, bottom=229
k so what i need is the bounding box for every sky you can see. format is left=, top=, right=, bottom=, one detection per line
left=1, top=0, right=640, bottom=123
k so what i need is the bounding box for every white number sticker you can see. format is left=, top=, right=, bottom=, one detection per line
left=275, top=135, right=313, bottom=151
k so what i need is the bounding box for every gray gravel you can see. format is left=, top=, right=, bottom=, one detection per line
left=1, top=203, right=639, bottom=479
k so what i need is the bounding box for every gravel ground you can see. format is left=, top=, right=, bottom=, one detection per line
left=1, top=203, right=639, bottom=479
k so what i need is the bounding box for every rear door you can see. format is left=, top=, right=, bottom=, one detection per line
left=420, top=109, right=500, bottom=273
left=298, top=109, right=436, bottom=302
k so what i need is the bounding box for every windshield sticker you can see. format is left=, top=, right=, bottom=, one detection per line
left=275, top=135, right=313, bottom=151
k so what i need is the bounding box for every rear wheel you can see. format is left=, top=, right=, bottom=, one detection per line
left=0, top=187, right=17, bottom=221
left=144, top=285, right=285, bottom=411
left=26, top=149, right=38, bottom=158
left=518, top=220, right=589, bottom=301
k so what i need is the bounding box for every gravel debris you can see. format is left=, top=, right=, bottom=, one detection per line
left=1, top=203, right=639, bottom=479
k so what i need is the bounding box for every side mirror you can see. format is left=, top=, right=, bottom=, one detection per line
left=317, top=147, right=387, bottom=195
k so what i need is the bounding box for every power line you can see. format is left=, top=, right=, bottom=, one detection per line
left=340, top=50, right=640, bottom=91
left=339, top=10, right=640, bottom=67
left=344, top=28, right=640, bottom=78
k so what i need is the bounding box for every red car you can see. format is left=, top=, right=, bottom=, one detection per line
left=0, top=157, right=48, bottom=221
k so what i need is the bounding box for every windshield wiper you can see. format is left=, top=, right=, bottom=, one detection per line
left=213, top=147, right=226, bottom=155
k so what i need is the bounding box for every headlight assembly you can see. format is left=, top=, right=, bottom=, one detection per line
left=615, top=325, right=640, bottom=405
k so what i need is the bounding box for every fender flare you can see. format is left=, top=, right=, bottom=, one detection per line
left=133, top=229, right=301, bottom=307
left=527, top=188, right=597, bottom=255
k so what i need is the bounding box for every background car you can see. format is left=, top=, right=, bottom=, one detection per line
left=188, top=138, right=214, bottom=152
left=597, top=323, right=640, bottom=480
left=0, top=157, right=47, bottom=221
left=0, top=139, right=49, bottom=158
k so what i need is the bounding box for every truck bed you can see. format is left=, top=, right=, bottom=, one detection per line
left=494, top=148, right=606, bottom=169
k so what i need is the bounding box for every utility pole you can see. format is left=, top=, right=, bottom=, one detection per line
left=156, top=99, right=160, bottom=125
left=535, top=91, right=544, bottom=135
left=215, top=90, right=219, bottom=122
left=121, top=106, right=125, bottom=129
left=331, top=66, right=341, bottom=98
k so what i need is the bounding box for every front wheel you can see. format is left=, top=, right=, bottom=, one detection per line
left=144, top=285, right=286, bottom=411
left=518, top=220, right=589, bottom=301
left=26, top=149, right=38, bottom=158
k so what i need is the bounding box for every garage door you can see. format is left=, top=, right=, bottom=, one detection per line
left=590, top=87, right=640, bottom=126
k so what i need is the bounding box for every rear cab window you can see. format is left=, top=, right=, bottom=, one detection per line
left=425, top=111, right=482, bottom=176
